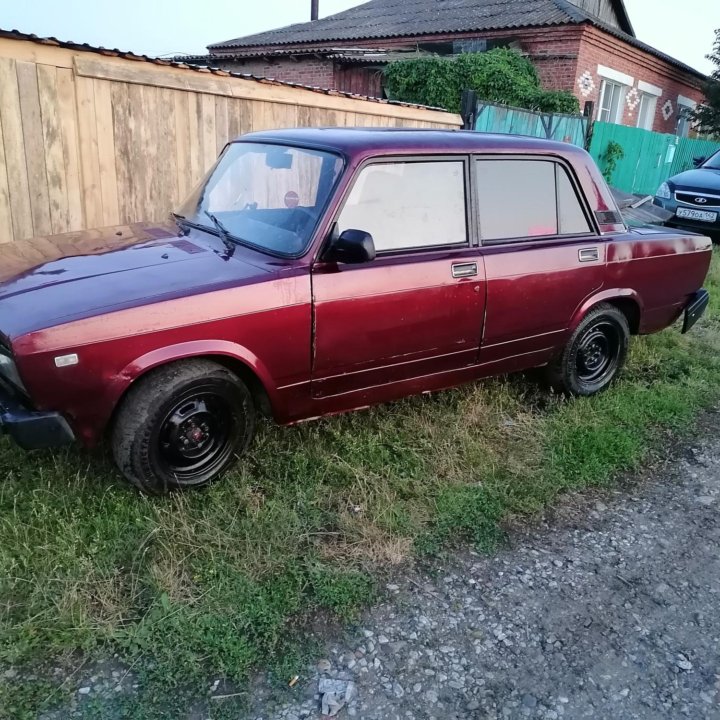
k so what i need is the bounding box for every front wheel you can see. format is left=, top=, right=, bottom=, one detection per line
left=545, top=304, right=630, bottom=396
left=112, top=360, right=255, bottom=494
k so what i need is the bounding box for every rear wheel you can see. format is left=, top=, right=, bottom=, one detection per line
left=545, top=304, right=630, bottom=396
left=112, top=360, right=255, bottom=494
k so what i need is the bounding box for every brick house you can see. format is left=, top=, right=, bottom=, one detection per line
left=183, top=0, right=707, bottom=136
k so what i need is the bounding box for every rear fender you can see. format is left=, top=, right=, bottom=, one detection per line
left=571, top=289, right=643, bottom=333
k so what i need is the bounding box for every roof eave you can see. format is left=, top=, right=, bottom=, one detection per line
left=613, top=0, right=635, bottom=37
left=207, top=18, right=582, bottom=52
left=580, top=20, right=707, bottom=82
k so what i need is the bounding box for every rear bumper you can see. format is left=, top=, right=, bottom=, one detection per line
left=682, top=289, right=710, bottom=334
left=0, top=380, right=75, bottom=450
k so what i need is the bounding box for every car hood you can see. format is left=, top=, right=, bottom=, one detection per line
left=0, top=222, right=275, bottom=340
left=669, top=168, right=720, bottom=193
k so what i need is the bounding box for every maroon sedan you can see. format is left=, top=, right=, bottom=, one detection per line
left=0, top=129, right=711, bottom=493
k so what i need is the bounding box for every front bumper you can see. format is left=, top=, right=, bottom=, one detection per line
left=653, top=198, right=720, bottom=237
left=682, top=289, right=710, bottom=334
left=0, top=378, right=75, bottom=450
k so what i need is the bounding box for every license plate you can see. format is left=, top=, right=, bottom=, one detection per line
left=676, top=207, right=718, bottom=223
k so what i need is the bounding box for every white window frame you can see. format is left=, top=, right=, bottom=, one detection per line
left=638, top=80, right=663, bottom=97
left=677, top=94, right=697, bottom=110
left=636, top=93, right=658, bottom=130
left=596, top=66, right=633, bottom=125
left=597, top=65, right=634, bottom=86
left=677, top=95, right=697, bottom=138
left=598, top=79, right=627, bottom=124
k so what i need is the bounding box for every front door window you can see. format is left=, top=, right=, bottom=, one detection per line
left=336, top=161, right=467, bottom=252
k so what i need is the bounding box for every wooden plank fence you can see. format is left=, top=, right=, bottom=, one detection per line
left=0, top=36, right=460, bottom=245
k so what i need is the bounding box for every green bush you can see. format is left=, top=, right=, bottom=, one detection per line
left=384, top=49, right=579, bottom=115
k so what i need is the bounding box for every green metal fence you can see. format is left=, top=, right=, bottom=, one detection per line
left=588, top=122, right=720, bottom=196
left=473, top=100, right=588, bottom=148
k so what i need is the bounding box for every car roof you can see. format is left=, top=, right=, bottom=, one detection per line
left=235, top=127, right=587, bottom=161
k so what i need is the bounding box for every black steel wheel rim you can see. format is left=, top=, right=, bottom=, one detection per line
left=154, top=389, right=240, bottom=486
left=576, top=321, right=621, bottom=384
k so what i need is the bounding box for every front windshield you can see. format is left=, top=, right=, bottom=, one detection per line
left=176, top=142, right=344, bottom=256
left=702, top=150, right=720, bottom=170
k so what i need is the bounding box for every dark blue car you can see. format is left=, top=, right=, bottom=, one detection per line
left=654, top=150, right=720, bottom=239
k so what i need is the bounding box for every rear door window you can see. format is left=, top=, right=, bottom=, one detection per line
left=475, top=159, right=592, bottom=242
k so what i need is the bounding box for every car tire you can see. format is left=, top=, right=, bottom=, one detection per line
left=544, top=303, right=630, bottom=396
left=111, top=359, right=255, bottom=494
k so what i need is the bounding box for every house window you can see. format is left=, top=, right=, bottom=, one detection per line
left=598, top=80, right=626, bottom=124
left=596, top=65, right=633, bottom=125
left=453, top=39, right=488, bottom=54
left=636, top=94, right=658, bottom=130
left=676, top=109, right=692, bottom=138
left=677, top=95, right=697, bottom=138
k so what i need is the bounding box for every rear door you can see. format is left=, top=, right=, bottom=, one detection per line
left=473, top=157, right=605, bottom=363
left=311, top=157, right=485, bottom=399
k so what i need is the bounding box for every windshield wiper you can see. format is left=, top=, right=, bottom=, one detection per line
left=171, top=211, right=190, bottom=233
left=204, top=211, right=239, bottom=255
left=171, top=210, right=243, bottom=256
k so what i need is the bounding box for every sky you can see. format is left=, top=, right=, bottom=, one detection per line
left=1, top=0, right=717, bottom=74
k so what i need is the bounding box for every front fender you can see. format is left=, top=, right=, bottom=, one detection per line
left=570, top=288, right=644, bottom=332
left=105, top=339, right=280, bottom=417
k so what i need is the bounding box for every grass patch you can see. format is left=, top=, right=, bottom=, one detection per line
left=2, top=251, right=720, bottom=717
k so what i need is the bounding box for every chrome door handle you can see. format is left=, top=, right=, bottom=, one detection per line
left=578, top=247, right=599, bottom=263
left=452, top=262, right=478, bottom=278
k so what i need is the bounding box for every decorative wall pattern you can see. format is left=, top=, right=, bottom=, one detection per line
left=625, top=87, right=640, bottom=113
left=577, top=70, right=595, bottom=97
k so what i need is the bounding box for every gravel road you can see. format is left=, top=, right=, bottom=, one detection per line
left=258, top=423, right=720, bottom=720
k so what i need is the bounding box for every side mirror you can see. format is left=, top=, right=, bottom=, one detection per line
left=324, top=229, right=376, bottom=264
left=693, top=156, right=707, bottom=168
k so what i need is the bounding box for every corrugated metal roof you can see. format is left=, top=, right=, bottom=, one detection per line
left=206, top=0, right=705, bottom=81
left=175, top=46, right=427, bottom=65
left=0, top=28, right=450, bottom=111
left=176, top=47, right=344, bottom=62
left=209, top=0, right=579, bottom=49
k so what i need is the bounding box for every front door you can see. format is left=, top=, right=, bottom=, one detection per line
left=473, top=157, right=605, bottom=363
left=311, top=158, right=485, bottom=398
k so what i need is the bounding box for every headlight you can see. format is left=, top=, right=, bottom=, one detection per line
left=0, top=350, right=27, bottom=392
left=656, top=182, right=672, bottom=199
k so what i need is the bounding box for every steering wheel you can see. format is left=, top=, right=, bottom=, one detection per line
left=287, top=207, right=317, bottom=233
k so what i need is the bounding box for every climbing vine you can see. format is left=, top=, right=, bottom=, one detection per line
left=601, top=140, right=626, bottom=183
left=384, top=49, right=580, bottom=115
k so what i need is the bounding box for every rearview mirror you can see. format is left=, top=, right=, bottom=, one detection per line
left=324, top=229, right=376, bottom=264
left=265, top=149, right=293, bottom=170
left=693, top=156, right=707, bottom=168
